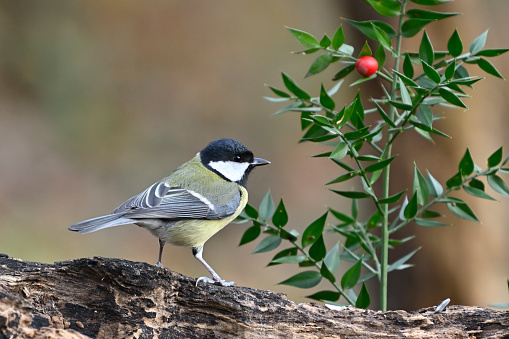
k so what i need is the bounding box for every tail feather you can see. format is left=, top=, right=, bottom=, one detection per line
left=69, top=214, right=136, bottom=234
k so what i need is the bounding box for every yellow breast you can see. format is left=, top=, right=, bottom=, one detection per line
left=165, top=185, right=248, bottom=248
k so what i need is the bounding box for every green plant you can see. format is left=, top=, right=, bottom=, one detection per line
left=238, top=0, right=509, bottom=311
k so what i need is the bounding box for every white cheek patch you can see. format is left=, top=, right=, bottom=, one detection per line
left=209, top=161, right=250, bottom=182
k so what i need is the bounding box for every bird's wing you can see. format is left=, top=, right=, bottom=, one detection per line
left=112, top=181, right=240, bottom=220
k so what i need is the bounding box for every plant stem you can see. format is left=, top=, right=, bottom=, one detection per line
left=380, top=0, right=408, bottom=312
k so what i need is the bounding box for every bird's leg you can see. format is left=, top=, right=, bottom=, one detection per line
left=192, top=247, right=234, bottom=287
left=156, top=239, right=165, bottom=268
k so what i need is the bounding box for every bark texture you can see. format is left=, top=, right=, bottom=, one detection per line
left=0, top=255, right=507, bottom=338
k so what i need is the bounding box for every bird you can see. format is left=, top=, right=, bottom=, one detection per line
left=69, top=138, right=270, bottom=286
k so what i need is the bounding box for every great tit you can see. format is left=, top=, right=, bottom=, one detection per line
left=69, top=138, right=270, bottom=286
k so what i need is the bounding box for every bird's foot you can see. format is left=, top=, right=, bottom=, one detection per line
left=156, top=261, right=164, bottom=268
left=195, top=276, right=235, bottom=287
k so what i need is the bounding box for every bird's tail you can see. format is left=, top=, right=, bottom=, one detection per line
left=69, top=214, right=135, bottom=234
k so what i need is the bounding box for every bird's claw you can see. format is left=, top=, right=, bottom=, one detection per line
left=195, top=276, right=235, bottom=287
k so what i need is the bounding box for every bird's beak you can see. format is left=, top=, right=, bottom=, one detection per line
left=252, top=157, right=270, bottom=166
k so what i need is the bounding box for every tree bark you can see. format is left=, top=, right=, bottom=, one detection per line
left=0, top=255, right=507, bottom=338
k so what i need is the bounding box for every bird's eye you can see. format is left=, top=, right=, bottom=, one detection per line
left=233, top=155, right=242, bottom=162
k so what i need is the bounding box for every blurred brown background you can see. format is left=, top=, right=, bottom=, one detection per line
left=0, top=1, right=507, bottom=310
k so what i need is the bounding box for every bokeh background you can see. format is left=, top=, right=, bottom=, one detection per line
left=1, top=1, right=508, bottom=310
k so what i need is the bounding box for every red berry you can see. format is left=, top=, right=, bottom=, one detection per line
left=355, top=56, right=378, bottom=77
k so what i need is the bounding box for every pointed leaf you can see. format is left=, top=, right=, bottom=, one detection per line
left=309, top=235, right=326, bottom=262
left=358, top=40, right=372, bottom=58
left=306, top=290, right=340, bottom=302
left=388, top=248, right=420, bottom=272
left=374, top=43, right=386, bottom=69
left=287, top=27, right=321, bottom=49
left=279, top=271, right=322, bottom=289
left=371, top=22, right=392, bottom=51
left=463, top=185, right=496, bottom=201
left=414, top=164, right=430, bottom=205
left=306, top=53, right=334, bottom=78
left=416, top=104, right=433, bottom=128
left=419, top=30, right=434, bottom=65
left=404, top=192, right=419, bottom=219
left=474, top=49, right=509, bottom=57
left=272, top=198, right=289, bottom=227
left=410, top=0, right=453, bottom=5
left=448, top=29, right=463, bottom=58
left=346, top=19, right=397, bottom=41
left=402, top=18, right=433, bottom=38
left=332, top=25, right=345, bottom=50
left=341, top=259, right=362, bottom=289
left=324, top=243, right=341, bottom=273
left=374, top=101, right=397, bottom=128
left=331, top=190, right=372, bottom=199
left=403, top=53, right=415, bottom=78
left=406, top=9, right=460, bottom=20
left=239, top=225, right=261, bottom=246
left=302, top=212, right=328, bottom=247
left=445, top=60, right=456, bottom=80
left=447, top=200, right=479, bottom=222
left=259, top=191, right=275, bottom=221
left=317, top=85, right=335, bottom=112
left=469, top=30, right=488, bottom=55
left=332, top=64, right=356, bottom=81
left=252, top=235, right=282, bottom=254
left=459, top=148, right=474, bottom=176
left=365, top=156, right=396, bottom=173
left=488, top=147, right=503, bottom=168
left=487, top=174, right=509, bottom=197
left=365, top=0, right=401, bottom=17
left=356, top=281, right=371, bottom=309
left=415, top=218, right=449, bottom=227
left=270, top=255, right=306, bottom=265
left=282, top=72, right=311, bottom=100
left=476, top=58, right=504, bottom=79
left=244, top=203, right=259, bottom=219
left=422, top=60, right=441, bottom=84
left=378, top=190, right=406, bottom=204
left=446, top=172, right=462, bottom=189
left=426, top=171, right=444, bottom=196
left=439, top=88, right=466, bottom=108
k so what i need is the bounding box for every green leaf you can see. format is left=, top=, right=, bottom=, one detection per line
left=414, top=164, right=430, bottom=205
left=487, top=174, right=509, bottom=197
left=469, top=30, right=488, bottom=55
left=371, top=22, right=392, bottom=51
left=374, top=101, right=397, bottom=128
left=306, top=290, right=340, bottom=302
left=416, top=104, right=433, bottom=128
left=306, top=53, right=334, bottom=78
left=395, top=70, right=418, bottom=87
left=272, top=198, right=289, bottom=227
left=244, top=203, right=259, bottom=219
left=374, top=43, right=386, bottom=69
left=419, top=30, right=434, bottom=65
left=476, top=58, right=504, bottom=79
left=329, top=142, right=348, bottom=160
left=350, top=73, right=378, bottom=87
left=438, top=88, right=466, bottom=108
left=320, top=35, right=332, bottom=48
left=388, top=248, right=420, bottom=272
left=463, top=185, right=496, bottom=201
left=446, top=172, right=462, bottom=189
left=415, top=218, right=449, bottom=227
left=406, top=9, right=460, bottom=20
left=346, top=19, right=397, bottom=41
left=378, top=190, right=406, bottom=204
left=459, top=148, right=475, bottom=176
left=474, top=49, right=509, bottom=57
left=302, top=212, right=328, bottom=247
left=358, top=40, right=373, bottom=58
left=404, top=192, right=419, bottom=219
left=252, top=235, right=282, bottom=254
left=402, top=19, right=433, bottom=38
left=422, top=60, right=441, bottom=84
left=309, top=235, right=326, bottom=262
left=282, top=72, right=311, bottom=100
left=445, top=60, right=456, bottom=81
left=447, top=200, right=479, bottom=222
left=398, top=78, right=412, bottom=106
left=356, top=281, right=371, bottom=309
left=259, top=191, right=275, bottom=221
left=268, top=247, right=297, bottom=266
left=332, top=25, right=345, bottom=50
left=279, top=271, right=322, bottom=289
left=365, top=0, right=401, bottom=17
left=388, top=100, right=413, bottom=111
left=332, top=64, right=356, bottom=81
left=341, top=259, right=362, bottom=289
left=488, top=147, right=503, bottom=168
left=331, top=190, right=372, bottom=199
left=324, top=243, right=341, bottom=273
left=448, top=29, right=463, bottom=58
left=426, top=171, right=444, bottom=196
left=319, top=84, right=335, bottom=111
left=287, top=27, right=321, bottom=49
left=268, top=86, right=291, bottom=98
left=239, top=225, right=261, bottom=246
left=270, top=255, right=306, bottom=265
left=403, top=53, right=414, bottom=78
left=365, top=156, right=396, bottom=173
